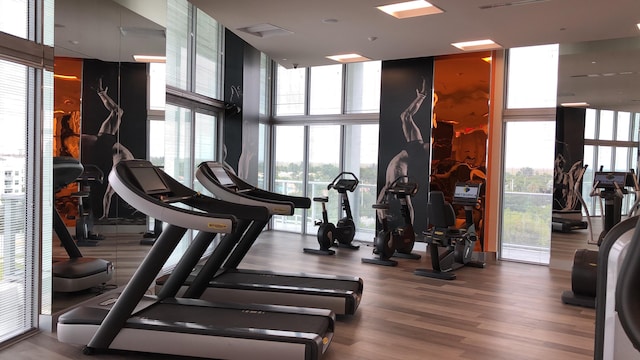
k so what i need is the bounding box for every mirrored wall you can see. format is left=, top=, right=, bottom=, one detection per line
left=52, top=0, right=166, bottom=312
left=551, top=36, right=640, bottom=270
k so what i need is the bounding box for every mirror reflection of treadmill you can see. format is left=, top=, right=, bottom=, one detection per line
left=552, top=167, right=590, bottom=233
left=135, top=165, right=167, bottom=245
left=154, top=161, right=364, bottom=316
left=57, top=159, right=335, bottom=360
left=52, top=157, right=113, bottom=293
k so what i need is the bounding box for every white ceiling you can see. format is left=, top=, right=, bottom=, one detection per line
left=190, top=0, right=640, bottom=69
left=53, top=0, right=640, bottom=111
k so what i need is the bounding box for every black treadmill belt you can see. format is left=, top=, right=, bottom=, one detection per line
left=137, top=302, right=330, bottom=334
left=214, top=272, right=361, bottom=292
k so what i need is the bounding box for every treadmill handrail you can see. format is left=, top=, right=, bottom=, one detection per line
left=110, top=160, right=243, bottom=233
left=199, top=161, right=311, bottom=209
left=196, top=164, right=295, bottom=216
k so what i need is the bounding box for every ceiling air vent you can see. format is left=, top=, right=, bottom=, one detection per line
left=237, top=23, right=293, bottom=38
left=479, top=0, right=550, bottom=10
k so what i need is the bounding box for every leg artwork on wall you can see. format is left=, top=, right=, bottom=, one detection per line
left=377, top=78, right=432, bottom=228
left=81, top=78, right=134, bottom=220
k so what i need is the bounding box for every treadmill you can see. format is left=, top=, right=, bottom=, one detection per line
left=552, top=164, right=590, bottom=233
left=156, top=161, right=363, bottom=315
left=52, top=157, right=113, bottom=292
left=57, top=160, right=335, bottom=360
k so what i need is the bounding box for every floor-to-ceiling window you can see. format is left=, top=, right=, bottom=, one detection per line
left=500, top=44, right=559, bottom=264
left=163, top=0, right=223, bottom=266
left=271, top=61, right=380, bottom=240
left=582, top=108, right=639, bottom=216
left=306, top=125, right=342, bottom=233
left=0, top=0, right=54, bottom=342
left=273, top=125, right=306, bottom=232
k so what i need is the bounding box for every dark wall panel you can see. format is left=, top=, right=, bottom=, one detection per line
left=377, top=57, right=434, bottom=233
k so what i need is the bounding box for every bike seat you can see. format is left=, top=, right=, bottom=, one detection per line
left=313, top=196, right=329, bottom=203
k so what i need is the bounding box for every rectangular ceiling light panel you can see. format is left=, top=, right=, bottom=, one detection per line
left=377, top=0, right=444, bottom=19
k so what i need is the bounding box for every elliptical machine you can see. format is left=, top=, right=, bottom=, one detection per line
left=362, top=176, right=421, bottom=266
left=561, top=170, right=632, bottom=308
left=415, top=182, right=486, bottom=280
left=304, top=172, right=360, bottom=255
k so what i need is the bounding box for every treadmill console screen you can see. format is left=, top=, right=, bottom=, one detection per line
left=453, top=183, right=480, bottom=204
left=129, top=166, right=170, bottom=195
left=594, top=172, right=627, bottom=189
left=209, top=165, right=236, bottom=187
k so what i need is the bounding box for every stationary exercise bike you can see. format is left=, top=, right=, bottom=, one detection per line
left=71, top=164, right=105, bottom=246
left=561, top=170, right=633, bottom=308
left=415, top=182, right=486, bottom=280
left=362, top=176, right=421, bottom=266
left=304, top=172, right=360, bottom=255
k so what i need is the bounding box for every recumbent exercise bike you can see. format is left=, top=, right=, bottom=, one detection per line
left=304, top=172, right=360, bottom=255
left=415, top=182, right=486, bottom=280
left=362, top=176, right=421, bottom=266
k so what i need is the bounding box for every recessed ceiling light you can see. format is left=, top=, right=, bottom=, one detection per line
left=53, top=74, right=79, bottom=81
left=452, top=39, right=502, bottom=51
left=637, top=23, right=640, bottom=31
left=326, top=53, right=371, bottom=63
left=133, top=55, right=166, bottom=63
left=377, top=0, right=444, bottom=19
left=561, top=102, right=590, bottom=107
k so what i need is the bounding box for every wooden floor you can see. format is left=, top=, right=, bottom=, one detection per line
left=3, top=224, right=599, bottom=360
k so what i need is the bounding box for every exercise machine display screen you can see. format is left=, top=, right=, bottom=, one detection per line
left=594, top=172, right=627, bottom=189
left=209, top=165, right=236, bottom=187
left=453, top=183, right=480, bottom=204
left=129, top=166, right=170, bottom=195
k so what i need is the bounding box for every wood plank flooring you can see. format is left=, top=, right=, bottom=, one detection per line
left=4, top=224, right=600, bottom=360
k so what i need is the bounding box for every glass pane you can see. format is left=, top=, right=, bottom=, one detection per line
left=164, top=104, right=192, bottom=186
left=597, top=146, right=612, bottom=171
left=149, top=120, right=165, bottom=166
left=43, top=0, right=54, bottom=46
left=257, top=123, right=267, bottom=189
left=0, top=0, right=28, bottom=38
left=41, top=68, right=54, bottom=316
left=345, top=61, right=381, bottom=114
left=195, top=9, right=221, bottom=99
left=275, top=65, right=306, bottom=116
left=306, top=125, right=341, bottom=233
left=506, top=44, right=559, bottom=109
left=344, top=124, right=379, bottom=241
left=584, top=108, right=596, bottom=139
left=193, top=112, right=217, bottom=193
left=615, top=147, right=629, bottom=172
left=501, top=121, right=555, bottom=264
left=163, top=104, right=193, bottom=266
left=166, top=0, right=189, bottom=90
left=149, top=63, right=166, bottom=111
left=582, top=145, right=595, bottom=216
left=634, top=113, right=640, bottom=142
left=0, top=59, right=31, bottom=341
left=273, top=126, right=304, bottom=231
left=616, top=111, right=631, bottom=141
left=598, top=110, right=614, bottom=140
left=259, top=54, right=270, bottom=116
left=309, top=65, right=342, bottom=115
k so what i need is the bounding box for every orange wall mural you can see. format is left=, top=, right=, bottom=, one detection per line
left=431, top=52, right=491, bottom=249
left=54, top=57, right=83, bottom=227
